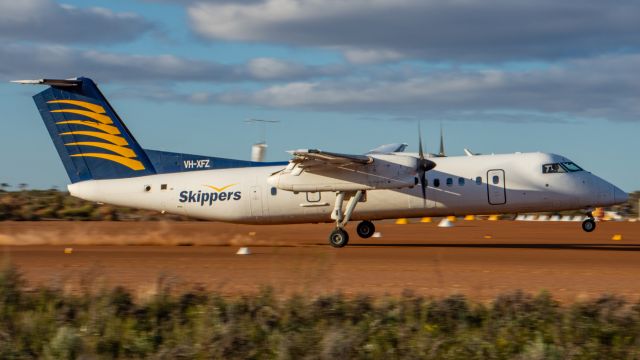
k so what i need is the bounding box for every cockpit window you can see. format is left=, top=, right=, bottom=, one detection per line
left=542, top=162, right=584, bottom=174
left=542, top=163, right=566, bottom=173
left=561, top=162, right=583, bottom=172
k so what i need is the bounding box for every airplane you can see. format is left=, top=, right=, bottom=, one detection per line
left=13, top=77, right=629, bottom=247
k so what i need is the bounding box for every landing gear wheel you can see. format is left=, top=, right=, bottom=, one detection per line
left=356, top=221, right=375, bottom=239
left=582, top=218, right=596, bottom=232
left=329, top=228, right=349, bottom=248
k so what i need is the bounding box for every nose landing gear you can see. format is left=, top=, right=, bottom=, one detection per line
left=582, top=212, right=596, bottom=232
left=329, top=228, right=349, bottom=247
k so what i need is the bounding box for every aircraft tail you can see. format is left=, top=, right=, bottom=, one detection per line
left=18, top=77, right=156, bottom=183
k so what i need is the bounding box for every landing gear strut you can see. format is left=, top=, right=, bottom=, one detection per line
left=328, top=190, right=363, bottom=248
left=356, top=220, right=375, bottom=238
left=582, top=212, right=596, bottom=233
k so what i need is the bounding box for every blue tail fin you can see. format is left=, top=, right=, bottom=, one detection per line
left=29, top=77, right=156, bottom=183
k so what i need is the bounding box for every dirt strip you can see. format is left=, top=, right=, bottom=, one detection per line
left=1, top=220, right=639, bottom=301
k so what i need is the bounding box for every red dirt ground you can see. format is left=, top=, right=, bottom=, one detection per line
left=1, top=220, right=639, bottom=301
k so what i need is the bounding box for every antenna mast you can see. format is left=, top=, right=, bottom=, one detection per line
left=245, top=118, right=279, bottom=161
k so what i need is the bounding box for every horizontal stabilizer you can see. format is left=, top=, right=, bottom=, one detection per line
left=11, top=78, right=81, bottom=87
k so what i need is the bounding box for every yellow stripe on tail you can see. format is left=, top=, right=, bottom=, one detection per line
left=59, top=131, right=128, bottom=146
left=65, top=142, right=136, bottom=158
left=56, top=120, right=121, bottom=135
left=71, top=153, right=145, bottom=170
left=51, top=109, right=112, bottom=124
left=47, top=100, right=106, bottom=114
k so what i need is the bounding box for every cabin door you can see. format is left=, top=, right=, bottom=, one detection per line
left=249, top=185, right=263, bottom=217
left=487, top=169, right=506, bottom=205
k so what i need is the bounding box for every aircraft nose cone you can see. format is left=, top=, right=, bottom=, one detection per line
left=614, top=186, right=629, bottom=204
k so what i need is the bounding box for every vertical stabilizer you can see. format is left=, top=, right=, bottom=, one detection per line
left=21, top=77, right=156, bottom=183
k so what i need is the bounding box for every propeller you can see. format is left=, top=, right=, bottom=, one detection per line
left=417, top=124, right=436, bottom=205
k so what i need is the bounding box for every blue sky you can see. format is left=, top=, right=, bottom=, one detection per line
left=1, top=0, right=639, bottom=191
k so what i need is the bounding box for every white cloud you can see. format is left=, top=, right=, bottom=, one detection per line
left=0, top=0, right=152, bottom=43
left=343, top=49, right=405, bottom=65
left=215, top=54, right=640, bottom=121
left=186, top=0, right=640, bottom=62
left=0, top=44, right=344, bottom=83
left=247, top=58, right=307, bottom=80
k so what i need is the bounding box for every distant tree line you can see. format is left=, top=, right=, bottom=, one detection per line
left=0, top=188, right=185, bottom=221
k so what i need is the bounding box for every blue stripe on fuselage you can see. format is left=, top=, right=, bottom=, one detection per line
left=144, top=149, right=287, bottom=173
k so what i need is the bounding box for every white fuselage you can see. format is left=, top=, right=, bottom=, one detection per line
left=68, top=152, right=626, bottom=224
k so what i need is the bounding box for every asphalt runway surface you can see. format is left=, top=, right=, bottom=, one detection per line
left=1, top=220, right=640, bottom=301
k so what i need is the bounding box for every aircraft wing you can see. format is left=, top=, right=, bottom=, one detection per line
left=288, top=149, right=373, bottom=167
left=270, top=149, right=419, bottom=192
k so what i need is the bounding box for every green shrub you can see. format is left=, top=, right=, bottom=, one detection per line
left=0, top=266, right=640, bottom=359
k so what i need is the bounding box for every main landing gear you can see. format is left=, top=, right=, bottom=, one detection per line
left=582, top=211, right=596, bottom=233
left=356, top=220, right=375, bottom=239
left=328, top=191, right=374, bottom=248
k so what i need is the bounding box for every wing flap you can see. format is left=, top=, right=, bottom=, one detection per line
left=269, top=151, right=419, bottom=192
left=289, top=149, right=373, bottom=166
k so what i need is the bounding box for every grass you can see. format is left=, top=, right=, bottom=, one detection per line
left=0, top=265, right=639, bottom=359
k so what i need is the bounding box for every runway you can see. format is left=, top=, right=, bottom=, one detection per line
left=1, top=220, right=640, bottom=301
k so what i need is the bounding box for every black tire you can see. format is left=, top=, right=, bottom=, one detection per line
left=329, top=228, right=349, bottom=248
left=356, top=221, right=375, bottom=239
left=582, top=219, right=596, bottom=232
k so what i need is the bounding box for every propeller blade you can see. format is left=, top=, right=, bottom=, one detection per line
left=438, top=123, right=445, bottom=157
left=418, top=122, right=424, bottom=160
left=419, top=171, right=427, bottom=205
left=414, top=121, right=436, bottom=206
left=417, top=122, right=427, bottom=204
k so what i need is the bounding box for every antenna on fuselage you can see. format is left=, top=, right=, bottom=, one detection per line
left=438, top=123, right=446, bottom=157
left=429, top=122, right=447, bottom=157
left=245, top=118, right=279, bottom=162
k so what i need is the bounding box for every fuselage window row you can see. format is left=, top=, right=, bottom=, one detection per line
left=432, top=176, right=482, bottom=188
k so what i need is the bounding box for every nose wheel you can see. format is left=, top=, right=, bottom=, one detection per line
left=329, top=228, right=349, bottom=248
left=356, top=220, right=375, bottom=238
left=582, top=218, right=596, bottom=232
left=582, top=212, right=596, bottom=232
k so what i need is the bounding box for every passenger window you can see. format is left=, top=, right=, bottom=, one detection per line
left=434, top=179, right=440, bottom=187
left=492, top=175, right=499, bottom=184
left=458, top=178, right=465, bottom=186
left=475, top=176, right=482, bottom=185
left=270, top=187, right=277, bottom=196
left=446, top=178, right=453, bottom=186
